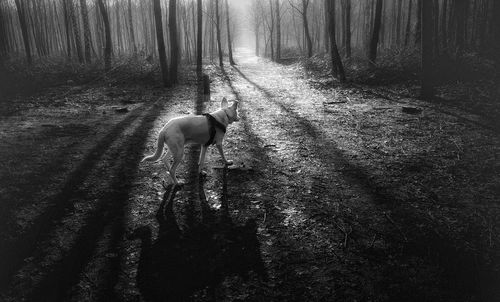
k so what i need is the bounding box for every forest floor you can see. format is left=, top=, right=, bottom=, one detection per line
left=1, top=49, right=500, bottom=302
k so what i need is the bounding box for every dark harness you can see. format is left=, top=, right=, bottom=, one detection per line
left=203, top=113, right=226, bottom=146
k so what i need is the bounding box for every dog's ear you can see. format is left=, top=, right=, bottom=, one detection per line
left=221, top=97, right=228, bottom=108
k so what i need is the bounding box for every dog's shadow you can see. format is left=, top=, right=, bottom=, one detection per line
left=131, top=168, right=267, bottom=301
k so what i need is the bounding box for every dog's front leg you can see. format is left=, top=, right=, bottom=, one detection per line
left=216, top=143, right=233, bottom=166
left=198, top=145, right=208, bottom=174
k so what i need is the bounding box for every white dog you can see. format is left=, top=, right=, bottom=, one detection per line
left=142, top=97, right=239, bottom=185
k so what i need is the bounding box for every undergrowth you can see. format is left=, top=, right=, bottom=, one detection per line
left=0, top=55, right=159, bottom=99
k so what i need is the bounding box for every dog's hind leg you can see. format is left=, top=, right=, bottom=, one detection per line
left=166, top=141, right=184, bottom=185
left=161, top=149, right=171, bottom=170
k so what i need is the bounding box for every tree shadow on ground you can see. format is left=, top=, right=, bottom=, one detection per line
left=132, top=171, right=267, bottom=302
left=226, top=65, right=500, bottom=301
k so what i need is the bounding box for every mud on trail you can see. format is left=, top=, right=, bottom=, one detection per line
left=1, top=49, right=500, bottom=301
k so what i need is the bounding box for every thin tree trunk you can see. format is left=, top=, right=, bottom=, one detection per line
left=368, top=0, right=383, bottom=67
left=404, top=0, right=413, bottom=47
left=302, top=0, right=313, bottom=57
left=79, top=0, right=91, bottom=63
left=454, top=0, right=466, bottom=52
left=343, top=0, right=351, bottom=59
left=494, top=0, right=500, bottom=63
left=61, top=0, right=72, bottom=59
left=268, top=0, right=274, bottom=60
left=255, top=22, right=260, bottom=56
left=14, top=0, right=32, bottom=64
left=326, top=0, right=346, bottom=82
left=97, top=0, right=111, bottom=70
left=151, top=0, right=169, bottom=86
left=69, top=0, right=83, bottom=63
left=421, top=0, right=434, bottom=98
left=169, top=0, right=179, bottom=83
left=225, top=0, right=235, bottom=65
left=275, top=0, right=281, bottom=61
left=215, top=0, right=223, bottom=66
left=0, top=3, right=8, bottom=60
left=415, top=0, right=422, bottom=45
left=196, top=0, right=202, bottom=73
left=128, top=0, right=137, bottom=55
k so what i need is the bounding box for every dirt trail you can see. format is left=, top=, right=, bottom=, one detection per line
left=1, top=49, right=499, bottom=301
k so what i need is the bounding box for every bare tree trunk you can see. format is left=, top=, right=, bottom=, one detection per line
left=97, top=0, right=111, bottom=70
left=440, top=0, right=448, bottom=52
left=342, top=0, right=351, bottom=59
left=225, top=0, right=235, bottom=65
left=61, top=0, right=71, bottom=59
left=302, top=0, right=313, bottom=57
left=421, top=0, right=434, bottom=99
left=0, top=5, right=7, bottom=59
left=415, top=0, right=421, bottom=45
left=215, top=0, right=223, bottom=66
left=326, top=0, right=345, bottom=82
left=404, top=0, right=413, bottom=47
left=196, top=0, right=202, bottom=73
left=275, top=0, right=281, bottom=61
left=151, top=0, right=169, bottom=86
left=454, top=0, right=466, bottom=52
left=79, top=0, right=91, bottom=63
left=368, top=0, right=383, bottom=67
left=255, top=22, right=260, bottom=56
left=494, top=0, right=500, bottom=63
left=69, top=0, right=83, bottom=63
left=169, top=0, right=179, bottom=83
left=127, top=0, right=136, bottom=55
left=14, top=0, right=32, bottom=65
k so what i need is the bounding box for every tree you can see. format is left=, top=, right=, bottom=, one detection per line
left=225, top=0, right=235, bottom=65
left=289, top=0, right=313, bottom=57
left=69, top=0, right=84, bottom=63
left=14, top=0, right=32, bottom=65
left=368, top=0, right=383, bottom=67
left=97, top=0, right=111, bottom=70
left=215, top=0, right=223, bottom=66
left=152, top=0, right=170, bottom=86
left=0, top=1, right=10, bottom=61
left=494, top=0, right=500, bottom=63
left=127, top=0, right=137, bottom=55
left=79, top=0, right=92, bottom=63
left=61, top=0, right=72, bottom=60
left=342, top=0, right=351, bottom=59
left=196, top=0, right=202, bottom=73
left=169, top=0, right=179, bottom=83
left=326, top=0, right=345, bottom=82
left=251, top=0, right=261, bottom=56
left=404, top=0, right=413, bottom=47
left=421, top=0, right=434, bottom=99
left=415, top=0, right=421, bottom=45
left=275, top=0, right=281, bottom=61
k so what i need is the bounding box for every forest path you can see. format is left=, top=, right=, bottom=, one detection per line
left=1, top=49, right=499, bottom=302
left=200, top=48, right=500, bottom=301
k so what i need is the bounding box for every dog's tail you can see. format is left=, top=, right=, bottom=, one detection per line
left=141, top=132, right=165, bottom=163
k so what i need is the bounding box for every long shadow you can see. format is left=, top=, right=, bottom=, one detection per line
left=0, top=102, right=155, bottom=289
left=23, top=101, right=163, bottom=301
left=230, top=66, right=500, bottom=301
left=354, top=85, right=500, bottom=134
left=232, top=66, right=394, bottom=205
left=132, top=171, right=267, bottom=301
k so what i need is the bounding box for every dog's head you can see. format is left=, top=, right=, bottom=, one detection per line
left=221, top=97, right=239, bottom=123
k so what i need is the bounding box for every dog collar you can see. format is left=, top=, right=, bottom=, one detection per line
left=202, top=113, right=226, bottom=146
